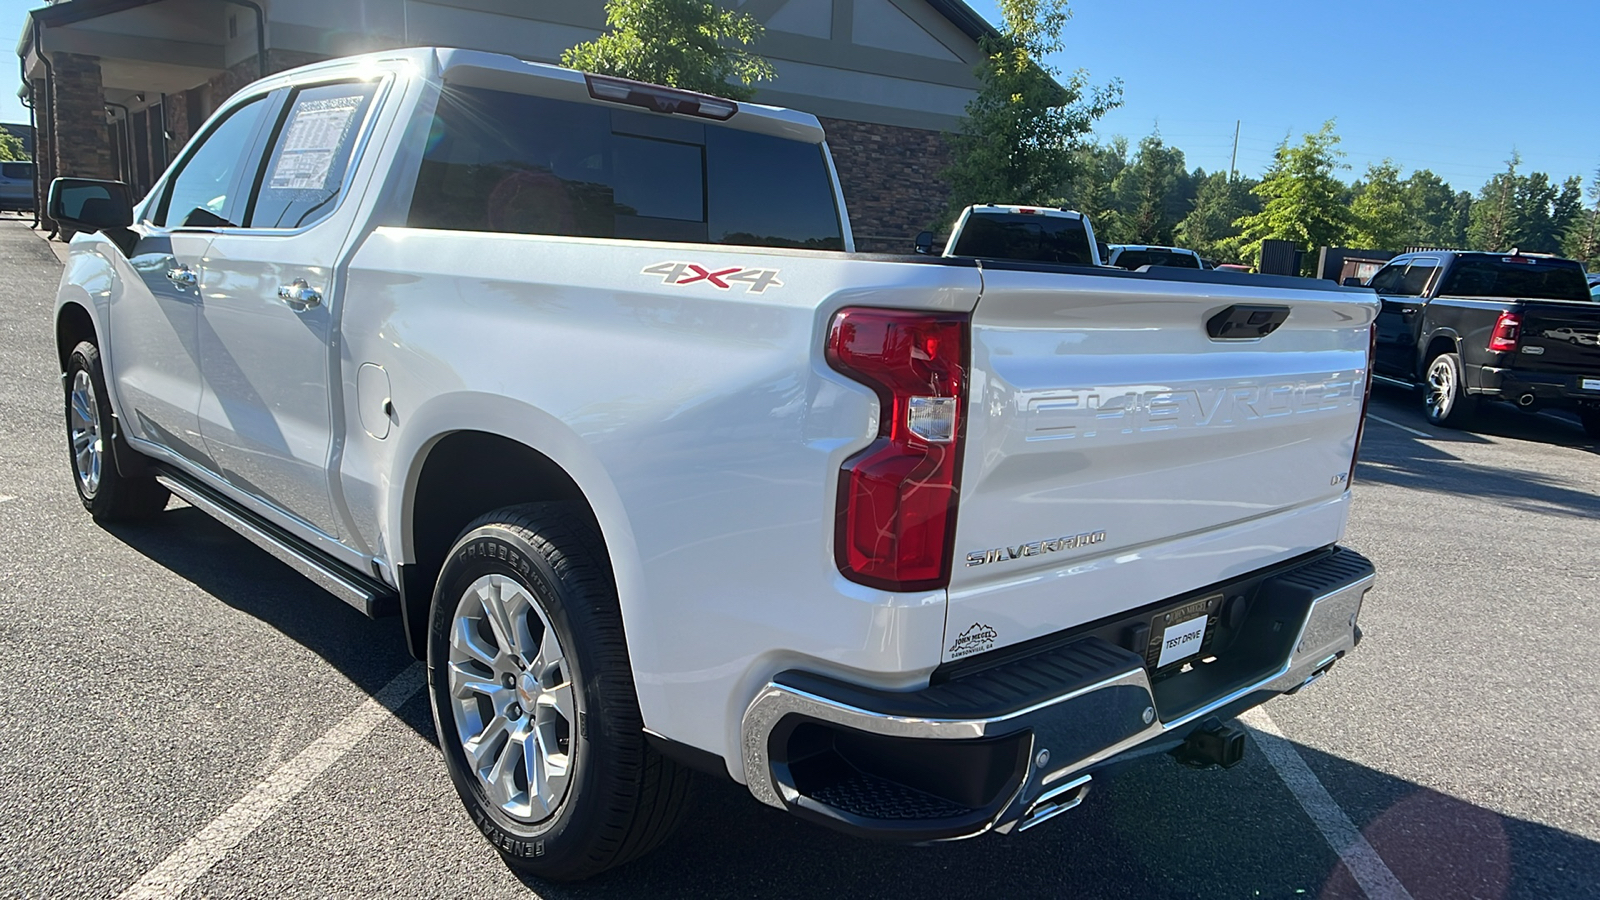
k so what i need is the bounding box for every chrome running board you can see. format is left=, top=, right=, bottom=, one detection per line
left=155, top=474, right=398, bottom=618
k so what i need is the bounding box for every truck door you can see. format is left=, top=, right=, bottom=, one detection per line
left=112, top=93, right=275, bottom=467
left=195, top=79, right=384, bottom=539
left=1372, top=257, right=1438, bottom=378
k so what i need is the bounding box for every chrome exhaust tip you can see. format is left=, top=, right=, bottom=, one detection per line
left=1018, top=774, right=1092, bottom=832
left=1518, top=393, right=1537, bottom=407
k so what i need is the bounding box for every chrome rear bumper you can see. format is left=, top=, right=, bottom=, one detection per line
left=740, top=547, right=1374, bottom=840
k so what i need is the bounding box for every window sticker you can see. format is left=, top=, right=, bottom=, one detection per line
left=269, top=94, right=363, bottom=191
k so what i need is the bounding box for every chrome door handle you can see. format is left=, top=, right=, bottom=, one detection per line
left=277, top=279, right=322, bottom=311
left=167, top=265, right=197, bottom=287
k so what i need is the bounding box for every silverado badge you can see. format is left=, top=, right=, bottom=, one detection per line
left=965, top=530, right=1107, bottom=567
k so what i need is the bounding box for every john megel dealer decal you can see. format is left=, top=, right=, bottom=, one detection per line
left=948, top=623, right=998, bottom=659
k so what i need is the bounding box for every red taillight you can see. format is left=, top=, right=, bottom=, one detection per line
left=1349, top=320, right=1378, bottom=488
left=826, top=308, right=968, bottom=591
left=1488, top=312, right=1521, bottom=353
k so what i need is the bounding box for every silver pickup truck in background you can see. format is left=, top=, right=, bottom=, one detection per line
left=49, top=48, right=1377, bottom=881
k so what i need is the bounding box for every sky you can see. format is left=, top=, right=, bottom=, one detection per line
left=2, top=0, right=1595, bottom=196
left=964, top=0, right=1600, bottom=194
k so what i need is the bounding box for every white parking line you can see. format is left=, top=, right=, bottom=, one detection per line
left=1365, top=414, right=1432, bottom=439
left=1239, top=707, right=1413, bottom=900
left=117, top=663, right=426, bottom=900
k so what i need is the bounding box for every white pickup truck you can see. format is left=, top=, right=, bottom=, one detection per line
left=49, top=48, right=1377, bottom=881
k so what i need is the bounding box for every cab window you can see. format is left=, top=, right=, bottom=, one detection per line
left=246, top=81, right=380, bottom=229
left=155, top=95, right=272, bottom=228
left=407, top=85, right=845, bottom=250
left=1400, top=258, right=1440, bottom=296
left=1367, top=262, right=1407, bottom=294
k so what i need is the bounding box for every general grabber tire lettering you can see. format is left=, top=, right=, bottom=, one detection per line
left=64, top=341, right=169, bottom=521
left=427, top=502, right=692, bottom=881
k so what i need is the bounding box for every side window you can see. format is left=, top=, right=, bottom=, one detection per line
left=1400, top=258, right=1440, bottom=296
left=155, top=95, right=271, bottom=228
left=1368, top=262, right=1406, bottom=294
left=246, top=81, right=380, bottom=229
left=407, top=85, right=844, bottom=250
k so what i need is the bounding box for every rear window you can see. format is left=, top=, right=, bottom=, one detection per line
left=1111, top=248, right=1200, bottom=270
left=949, top=213, right=1093, bottom=265
left=1437, top=258, right=1590, bottom=302
left=1, top=162, right=31, bottom=180
left=408, top=86, right=844, bottom=250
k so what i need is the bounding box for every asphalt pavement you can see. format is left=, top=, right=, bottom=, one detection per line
left=0, top=216, right=1596, bottom=899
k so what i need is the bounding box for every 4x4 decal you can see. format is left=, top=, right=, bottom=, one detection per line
left=642, top=262, right=783, bottom=294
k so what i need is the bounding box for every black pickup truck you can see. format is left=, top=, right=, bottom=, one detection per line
left=1366, top=250, right=1600, bottom=435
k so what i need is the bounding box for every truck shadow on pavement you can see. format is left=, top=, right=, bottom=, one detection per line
left=101, top=505, right=1600, bottom=900
left=1371, top=384, right=1599, bottom=452
left=524, top=743, right=1600, bottom=900
left=103, top=505, right=435, bottom=742
left=1355, top=451, right=1600, bottom=521
left=1360, top=403, right=1600, bottom=521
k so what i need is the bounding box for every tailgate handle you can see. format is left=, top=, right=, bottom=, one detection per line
left=1207, top=304, right=1289, bottom=340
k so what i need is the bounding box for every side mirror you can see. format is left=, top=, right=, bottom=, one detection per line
left=1342, top=276, right=1366, bottom=288
left=914, top=231, right=935, bottom=255
left=48, top=178, right=133, bottom=232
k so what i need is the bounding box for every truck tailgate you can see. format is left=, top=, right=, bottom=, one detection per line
left=945, top=267, right=1376, bottom=661
left=1513, top=300, right=1600, bottom=373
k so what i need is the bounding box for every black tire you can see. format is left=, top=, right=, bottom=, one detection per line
left=427, top=502, right=691, bottom=882
left=1580, top=411, right=1600, bottom=439
left=1422, top=352, right=1477, bottom=429
left=64, top=341, right=170, bottom=520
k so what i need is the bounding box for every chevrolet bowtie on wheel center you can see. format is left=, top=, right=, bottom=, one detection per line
left=49, top=48, right=1377, bottom=881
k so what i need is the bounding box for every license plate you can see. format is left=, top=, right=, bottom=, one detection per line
left=1583, top=378, right=1600, bottom=392
left=1146, top=593, right=1220, bottom=669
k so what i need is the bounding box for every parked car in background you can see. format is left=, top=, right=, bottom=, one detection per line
left=1367, top=250, right=1600, bottom=435
left=0, top=160, right=34, bottom=212
left=1216, top=264, right=1254, bottom=274
left=1106, top=244, right=1203, bottom=270
left=917, top=205, right=1102, bottom=266
left=1586, top=272, right=1599, bottom=300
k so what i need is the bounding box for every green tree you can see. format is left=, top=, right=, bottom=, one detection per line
left=1468, top=152, right=1522, bottom=251
left=0, top=127, right=25, bottom=162
left=1401, top=169, right=1467, bottom=249
left=1562, top=167, right=1600, bottom=268
left=1349, top=159, right=1408, bottom=250
left=1230, top=121, right=1356, bottom=272
left=941, top=0, right=1121, bottom=216
left=1548, top=175, right=1583, bottom=252
left=1175, top=171, right=1257, bottom=263
left=1064, top=137, right=1126, bottom=238
left=560, top=0, right=774, bottom=100
left=1108, top=131, right=1188, bottom=245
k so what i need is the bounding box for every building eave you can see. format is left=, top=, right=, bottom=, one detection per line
left=926, top=0, right=1003, bottom=45
left=19, top=0, right=168, bottom=58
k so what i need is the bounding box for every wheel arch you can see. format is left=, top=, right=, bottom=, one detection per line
left=55, top=299, right=98, bottom=373
left=1418, top=330, right=1460, bottom=374
left=390, top=399, right=643, bottom=665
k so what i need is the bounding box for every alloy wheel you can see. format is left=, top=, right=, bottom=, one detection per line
left=68, top=368, right=102, bottom=498
left=1425, top=357, right=1454, bottom=421
left=446, top=573, right=576, bottom=822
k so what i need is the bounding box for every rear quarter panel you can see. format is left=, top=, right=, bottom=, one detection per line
left=340, top=229, right=980, bottom=771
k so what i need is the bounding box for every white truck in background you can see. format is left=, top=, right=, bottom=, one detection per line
left=49, top=48, right=1377, bottom=881
left=916, top=204, right=1103, bottom=267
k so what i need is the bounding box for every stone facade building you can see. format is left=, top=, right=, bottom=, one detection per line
left=18, top=0, right=997, bottom=250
